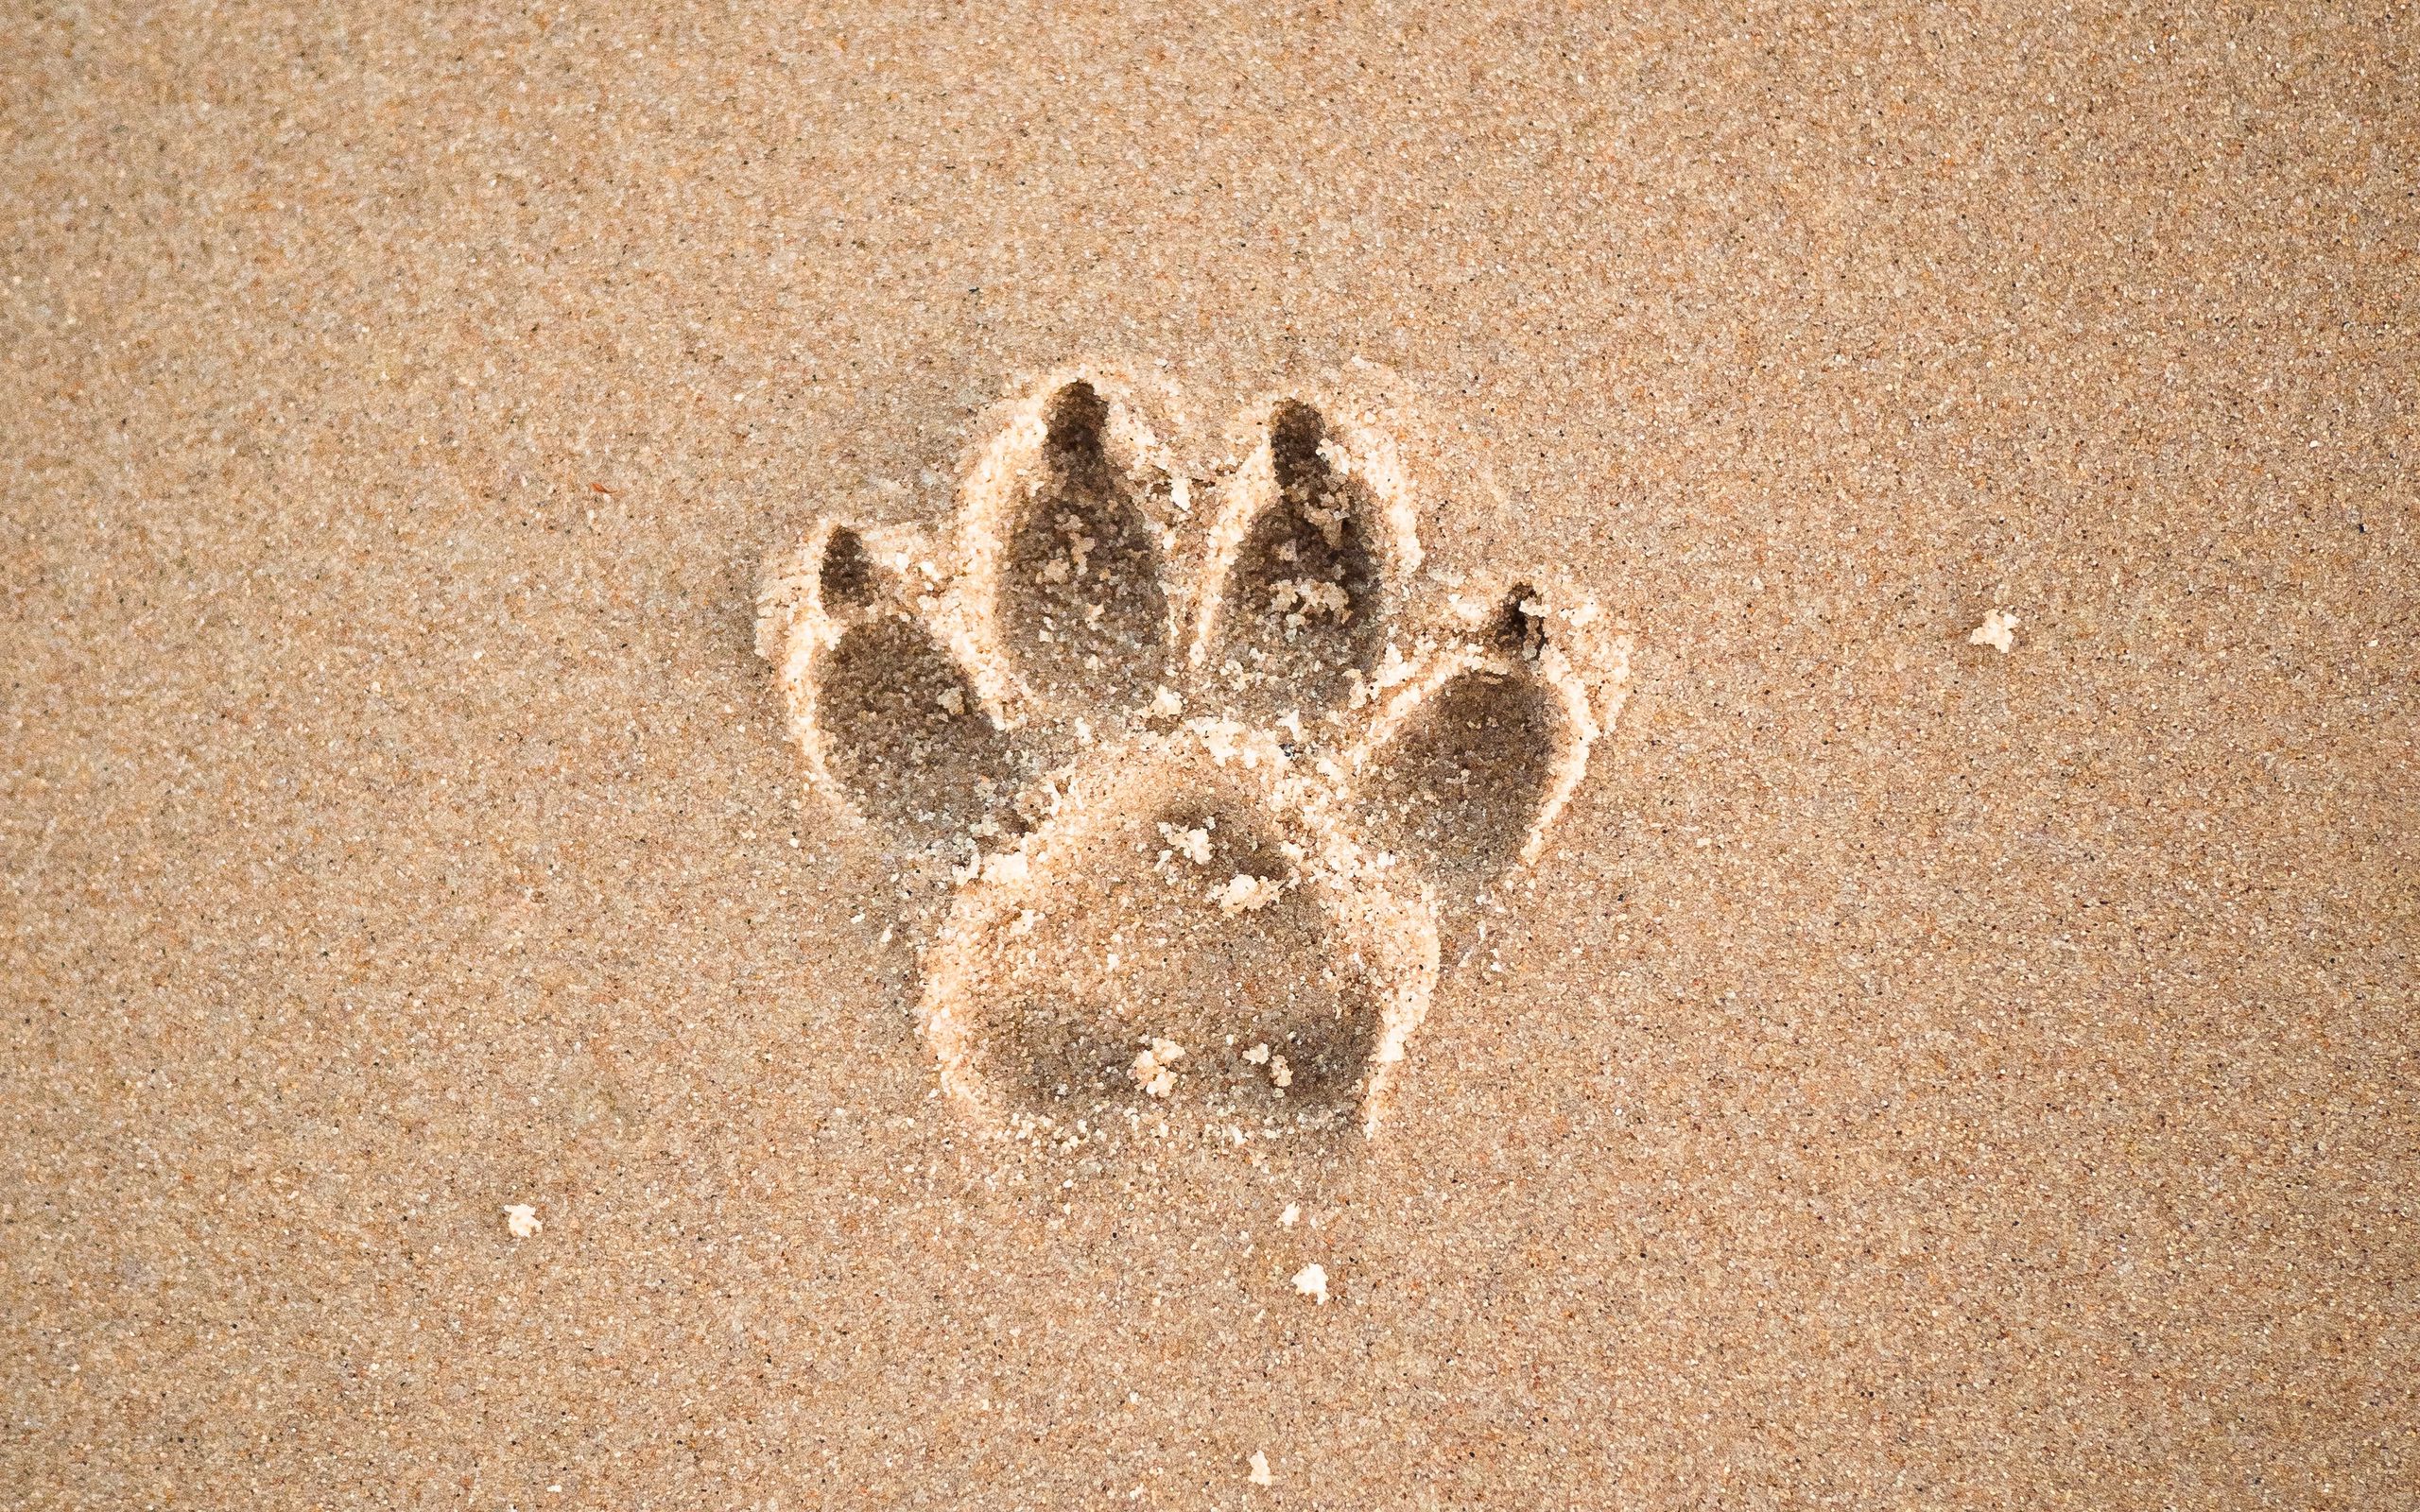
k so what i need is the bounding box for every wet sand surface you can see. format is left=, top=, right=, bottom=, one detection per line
left=3, top=5, right=2414, bottom=1506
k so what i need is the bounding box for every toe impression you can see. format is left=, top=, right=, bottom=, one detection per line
left=947, top=373, right=1182, bottom=739
left=1189, top=398, right=1422, bottom=728
left=1351, top=579, right=1632, bottom=947
left=757, top=519, right=1021, bottom=844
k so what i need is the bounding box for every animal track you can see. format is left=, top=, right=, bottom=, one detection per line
left=757, top=368, right=1632, bottom=1143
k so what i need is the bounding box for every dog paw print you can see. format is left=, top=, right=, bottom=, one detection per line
left=757, top=369, right=1632, bottom=1141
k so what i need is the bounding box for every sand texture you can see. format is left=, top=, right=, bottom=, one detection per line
left=3, top=4, right=2414, bottom=1507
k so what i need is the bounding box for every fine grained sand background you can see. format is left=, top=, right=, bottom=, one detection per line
left=4, top=4, right=2413, bottom=1506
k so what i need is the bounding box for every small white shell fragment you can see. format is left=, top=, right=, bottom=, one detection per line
left=1248, top=1451, right=1272, bottom=1486
left=503, top=1204, right=541, bottom=1240
left=1291, top=1263, right=1328, bottom=1303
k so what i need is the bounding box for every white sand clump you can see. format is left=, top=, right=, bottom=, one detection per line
left=1292, top=1263, right=1328, bottom=1303
left=1212, top=873, right=1284, bottom=914
left=1344, top=643, right=1421, bottom=709
left=1969, top=608, right=2020, bottom=653
left=1297, top=496, right=1348, bottom=548
left=1198, top=719, right=1278, bottom=770
left=1132, top=1038, right=1185, bottom=1097
left=1241, top=1040, right=1290, bottom=1088
left=1269, top=577, right=1352, bottom=625
left=1248, top=1451, right=1272, bottom=1486
left=503, top=1204, right=541, bottom=1240
left=1156, top=822, right=1212, bottom=866
left=1057, top=512, right=1095, bottom=576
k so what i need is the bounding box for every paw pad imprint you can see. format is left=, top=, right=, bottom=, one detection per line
left=757, top=369, right=1632, bottom=1138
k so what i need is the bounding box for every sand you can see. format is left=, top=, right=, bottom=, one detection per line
left=4, top=4, right=2414, bottom=1507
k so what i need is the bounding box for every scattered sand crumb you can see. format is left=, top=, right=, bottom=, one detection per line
left=936, top=687, right=964, bottom=714
left=1248, top=1451, right=1272, bottom=1486
left=1297, top=500, right=1347, bottom=549
left=1280, top=1203, right=1300, bottom=1227
left=503, top=1204, right=541, bottom=1240
left=1157, top=822, right=1212, bottom=866
left=1243, top=1042, right=1270, bottom=1065
left=1212, top=873, right=1283, bottom=914
left=1969, top=608, right=2020, bottom=653
left=1132, top=1038, right=1185, bottom=1097
left=1268, top=1054, right=1292, bottom=1089
left=1269, top=577, right=1352, bottom=626
left=1148, top=685, right=1184, bottom=718
left=1056, top=512, right=1096, bottom=577
left=1371, top=643, right=1418, bottom=691
left=1292, top=1263, right=1328, bottom=1303
left=1201, top=720, right=1252, bottom=767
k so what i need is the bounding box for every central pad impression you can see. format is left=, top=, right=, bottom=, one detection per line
left=919, top=728, right=1430, bottom=1141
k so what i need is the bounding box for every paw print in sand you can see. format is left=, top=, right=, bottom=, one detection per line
left=756, top=369, right=1631, bottom=1143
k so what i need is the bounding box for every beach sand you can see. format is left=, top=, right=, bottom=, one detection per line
left=4, top=4, right=2413, bottom=1506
